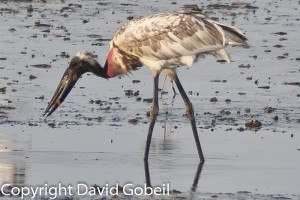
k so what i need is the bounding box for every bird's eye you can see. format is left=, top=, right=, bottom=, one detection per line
left=70, top=61, right=77, bottom=67
left=69, top=57, right=81, bottom=67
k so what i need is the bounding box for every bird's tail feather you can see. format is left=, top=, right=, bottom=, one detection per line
left=213, top=21, right=249, bottom=48
left=213, top=49, right=231, bottom=63
left=183, top=5, right=248, bottom=48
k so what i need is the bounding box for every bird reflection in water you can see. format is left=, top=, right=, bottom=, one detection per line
left=144, top=159, right=204, bottom=193
left=0, top=135, right=28, bottom=188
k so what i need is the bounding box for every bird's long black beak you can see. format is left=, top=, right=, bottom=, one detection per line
left=43, top=67, right=79, bottom=117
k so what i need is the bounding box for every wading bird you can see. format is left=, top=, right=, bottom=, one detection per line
left=44, top=8, right=248, bottom=163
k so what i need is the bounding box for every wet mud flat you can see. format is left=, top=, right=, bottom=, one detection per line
left=1, top=0, right=300, bottom=199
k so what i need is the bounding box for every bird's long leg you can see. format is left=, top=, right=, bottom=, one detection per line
left=144, top=71, right=160, bottom=161
left=144, top=159, right=151, bottom=188
left=191, top=162, right=204, bottom=192
left=161, top=75, right=177, bottom=98
left=171, top=79, right=177, bottom=98
left=160, top=75, right=168, bottom=99
left=171, top=73, right=205, bottom=163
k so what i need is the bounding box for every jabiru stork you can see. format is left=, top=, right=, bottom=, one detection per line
left=43, top=9, right=249, bottom=163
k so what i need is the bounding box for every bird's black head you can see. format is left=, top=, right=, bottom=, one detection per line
left=69, top=52, right=103, bottom=76
left=43, top=52, right=103, bottom=117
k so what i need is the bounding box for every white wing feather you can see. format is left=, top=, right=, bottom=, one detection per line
left=113, top=11, right=226, bottom=60
left=110, top=10, right=248, bottom=71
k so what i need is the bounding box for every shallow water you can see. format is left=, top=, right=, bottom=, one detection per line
left=0, top=0, right=300, bottom=199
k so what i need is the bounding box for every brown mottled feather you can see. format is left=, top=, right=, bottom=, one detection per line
left=109, top=9, right=248, bottom=73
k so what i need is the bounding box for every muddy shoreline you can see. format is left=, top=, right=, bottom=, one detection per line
left=1, top=0, right=300, bottom=199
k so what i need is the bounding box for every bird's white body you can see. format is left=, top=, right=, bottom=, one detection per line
left=109, top=10, right=247, bottom=75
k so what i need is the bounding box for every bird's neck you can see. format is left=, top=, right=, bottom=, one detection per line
left=87, top=59, right=109, bottom=79
left=92, top=49, right=121, bottom=79
left=89, top=51, right=114, bottom=79
left=103, top=48, right=121, bottom=78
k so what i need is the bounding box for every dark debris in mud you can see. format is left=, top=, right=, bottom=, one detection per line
left=0, top=87, right=7, bottom=93
left=238, top=64, right=251, bottom=69
left=258, top=86, right=270, bottom=89
left=56, top=52, right=70, bottom=58
left=209, top=97, right=218, bottom=102
left=264, top=106, right=275, bottom=113
left=1, top=96, right=295, bottom=133
left=128, top=118, right=139, bottom=125
left=284, top=82, right=300, bottom=87
left=30, top=64, right=51, bottom=69
left=29, top=74, right=37, bottom=80
left=34, top=21, right=52, bottom=28
left=272, top=32, right=288, bottom=36
left=245, top=119, right=262, bottom=130
left=0, top=105, right=16, bottom=110
left=207, top=3, right=258, bottom=10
